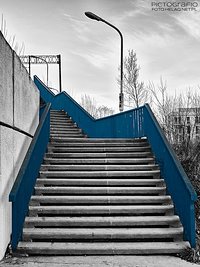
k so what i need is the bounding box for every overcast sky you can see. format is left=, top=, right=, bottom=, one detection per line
left=1, top=0, right=200, bottom=111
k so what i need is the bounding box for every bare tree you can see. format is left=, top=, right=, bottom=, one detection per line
left=80, top=94, right=99, bottom=118
left=80, top=94, right=114, bottom=119
left=147, top=78, right=177, bottom=141
left=148, top=80, right=200, bottom=174
left=1, top=14, right=25, bottom=55
left=120, top=49, right=149, bottom=108
left=97, top=105, right=114, bottom=118
left=147, top=79, right=193, bottom=142
left=147, top=79, right=200, bottom=260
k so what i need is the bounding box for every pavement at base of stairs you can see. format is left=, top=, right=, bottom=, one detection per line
left=0, top=256, right=199, bottom=267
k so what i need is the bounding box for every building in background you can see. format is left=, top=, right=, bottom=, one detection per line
left=168, top=108, right=200, bottom=143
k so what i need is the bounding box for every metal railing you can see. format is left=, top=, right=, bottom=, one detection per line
left=143, top=104, right=197, bottom=247
left=34, top=75, right=197, bottom=247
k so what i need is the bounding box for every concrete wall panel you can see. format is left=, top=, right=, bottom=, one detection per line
left=0, top=127, right=14, bottom=198
left=0, top=32, right=13, bottom=126
left=0, top=126, right=13, bottom=259
left=14, top=54, right=39, bottom=135
left=0, top=126, right=32, bottom=260
left=0, top=33, right=40, bottom=260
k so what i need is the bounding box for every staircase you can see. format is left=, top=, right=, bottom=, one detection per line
left=17, top=110, right=190, bottom=255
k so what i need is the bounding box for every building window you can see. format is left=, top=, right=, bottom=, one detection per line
left=187, top=126, right=191, bottom=134
left=186, top=117, right=190, bottom=124
left=195, top=116, right=200, bottom=124
left=178, top=116, right=181, bottom=124
left=196, top=126, right=200, bottom=135
left=177, top=125, right=182, bottom=134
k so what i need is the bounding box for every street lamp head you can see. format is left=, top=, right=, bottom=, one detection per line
left=85, top=12, right=102, bottom=21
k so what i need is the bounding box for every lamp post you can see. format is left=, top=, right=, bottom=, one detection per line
left=85, top=11, right=124, bottom=112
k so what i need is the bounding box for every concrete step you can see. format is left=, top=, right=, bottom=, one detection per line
left=50, top=119, right=75, bottom=127
left=35, top=178, right=164, bottom=187
left=43, top=157, right=155, bottom=165
left=51, top=115, right=71, bottom=118
left=45, top=152, right=153, bottom=158
left=50, top=129, right=82, bottom=133
left=50, top=124, right=76, bottom=128
left=50, top=114, right=66, bottom=118
left=50, top=123, right=77, bottom=128
left=47, top=147, right=151, bottom=153
left=49, top=138, right=147, bottom=143
left=34, top=186, right=166, bottom=196
left=28, top=205, right=173, bottom=216
left=50, top=116, right=72, bottom=120
left=22, top=227, right=183, bottom=241
left=50, top=134, right=86, bottom=138
left=49, top=141, right=149, bottom=147
left=50, top=113, right=68, bottom=117
left=50, top=110, right=65, bottom=113
left=40, top=164, right=158, bottom=171
left=50, top=118, right=74, bottom=121
left=50, top=124, right=78, bottom=129
left=50, top=120, right=74, bottom=125
left=24, top=215, right=180, bottom=228
left=39, top=170, right=160, bottom=178
left=50, top=127, right=80, bottom=131
left=30, top=195, right=171, bottom=205
left=50, top=109, right=66, bottom=112
left=50, top=132, right=85, bottom=136
left=50, top=132, right=85, bottom=135
left=17, top=241, right=190, bottom=255
left=50, top=131, right=83, bottom=136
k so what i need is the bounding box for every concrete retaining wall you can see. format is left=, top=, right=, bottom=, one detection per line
left=0, top=32, right=39, bottom=260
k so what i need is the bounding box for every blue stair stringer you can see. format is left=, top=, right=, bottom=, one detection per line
left=9, top=103, right=51, bottom=250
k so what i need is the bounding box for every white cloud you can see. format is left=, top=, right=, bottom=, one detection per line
left=63, top=13, right=91, bottom=42
left=72, top=51, right=108, bottom=68
left=172, top=11, right=200, bottom=40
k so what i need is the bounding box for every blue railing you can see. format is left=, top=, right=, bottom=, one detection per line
left=34, top=76, right=144, bottom=138
left=9, top=103, right=51, bottom=250
left=34, top=76, right=197, bottom=247
left=143, top=104, right=197, bottom=248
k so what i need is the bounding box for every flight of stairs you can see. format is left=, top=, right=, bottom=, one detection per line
left=17, top=110, right=190, bottom=255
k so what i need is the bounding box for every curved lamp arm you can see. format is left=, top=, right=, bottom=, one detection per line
left=85, top=12, right=124, bottom=112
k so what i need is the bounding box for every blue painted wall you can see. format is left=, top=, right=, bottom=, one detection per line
left=34, top=76, right=144, bottom=138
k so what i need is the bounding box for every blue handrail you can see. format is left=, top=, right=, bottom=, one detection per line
left=34, top=75, right=197, bottom=247
left=9, top=103, right=51, bottom=250
left=143, top=104, right=197, bottom=247
left=34, top=76, right=144, bottom=138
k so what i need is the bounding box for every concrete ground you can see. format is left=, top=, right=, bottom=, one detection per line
left=0, top=256, right=199, bottom=267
